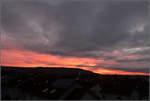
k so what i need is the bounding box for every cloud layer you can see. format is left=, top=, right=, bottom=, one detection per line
left=1, top=0, right=149, bottom=74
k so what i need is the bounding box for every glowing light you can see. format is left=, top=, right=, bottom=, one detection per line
left=88, top=64, right=96, bottom=66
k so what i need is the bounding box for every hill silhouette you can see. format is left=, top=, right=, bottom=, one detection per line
left=1, top=66, right=149, bottom=100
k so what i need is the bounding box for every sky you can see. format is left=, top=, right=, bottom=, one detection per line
left=1, top=0, right=150, bottom=75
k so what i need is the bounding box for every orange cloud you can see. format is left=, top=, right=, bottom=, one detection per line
left=1, top=49, right=101, bottom=67
left=1, top=49, right=149, bottom=76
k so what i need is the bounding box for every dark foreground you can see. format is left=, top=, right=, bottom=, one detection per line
left=1, top=66, right=149, bottom=100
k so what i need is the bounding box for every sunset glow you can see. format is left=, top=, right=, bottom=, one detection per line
left=1, top=49, right=149, bottom=76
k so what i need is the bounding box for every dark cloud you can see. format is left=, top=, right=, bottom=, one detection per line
left=2, top=0, right=149, bottom=57
left=117, top=56, right=150, bottom=63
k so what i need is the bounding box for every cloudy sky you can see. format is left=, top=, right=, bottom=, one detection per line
left=1, top=0, right=150, bottom=75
